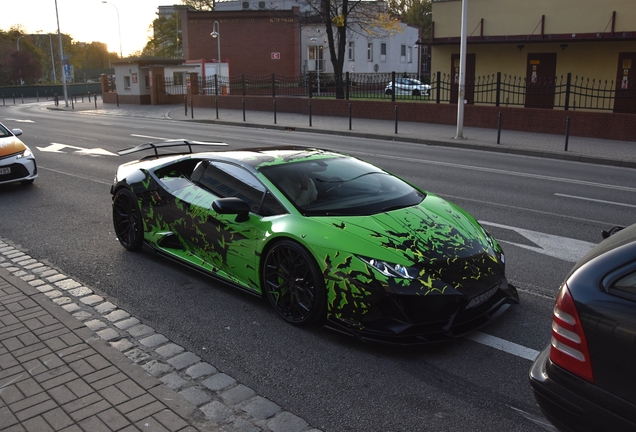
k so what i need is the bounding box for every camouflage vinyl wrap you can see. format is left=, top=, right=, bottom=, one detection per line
left=113, top=150, right=518, bottom=342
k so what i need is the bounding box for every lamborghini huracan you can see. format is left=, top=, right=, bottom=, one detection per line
left=111, top=142, right=518, bottom=344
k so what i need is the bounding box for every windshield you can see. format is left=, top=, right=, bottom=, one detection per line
left=0, top=124, right=11, bottom=138
left=260, top=156, right=425, bottom=216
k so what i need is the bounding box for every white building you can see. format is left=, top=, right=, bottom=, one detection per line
left=215, top=0, right=421, bottom=76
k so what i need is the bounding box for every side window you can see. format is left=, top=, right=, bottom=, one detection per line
left=610, top=270, right=636, bottom=301
left=197, top=162, right=286, bottom=216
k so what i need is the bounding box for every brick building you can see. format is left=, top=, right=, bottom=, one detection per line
left=181, top=8, right=302, bottom=77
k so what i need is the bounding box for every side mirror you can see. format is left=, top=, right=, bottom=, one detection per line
left=212, top=197, right=250, bottom=222
left=601, top=226, right=624, bottom=239
left=12, top=128, right=23, bottom=137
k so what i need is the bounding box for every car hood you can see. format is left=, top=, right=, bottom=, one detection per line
left=315, top=194, right=496, bottom=265
left=0, top=136, right=27, bottom=157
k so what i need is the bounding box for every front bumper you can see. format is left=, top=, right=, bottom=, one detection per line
left=0, top=157, right=37, bottom=185
left=327, top=279, right=519, bottom=345
left=529, top=345, right=636, bottom=432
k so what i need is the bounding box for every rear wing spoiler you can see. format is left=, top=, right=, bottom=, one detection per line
left=117, top=140, right=228, bottom=157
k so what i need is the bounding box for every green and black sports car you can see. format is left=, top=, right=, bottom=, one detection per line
left=111, top=142, right=519, bottom=344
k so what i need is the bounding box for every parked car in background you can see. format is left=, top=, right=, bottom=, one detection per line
left=529, top=223, right=636, bottom=431
left=0, top=122, right=37, bottom=186
left=385, top=78, right=431, bottom=96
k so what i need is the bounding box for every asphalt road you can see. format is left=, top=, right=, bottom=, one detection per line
left=2, top=102, right=635, bottom=431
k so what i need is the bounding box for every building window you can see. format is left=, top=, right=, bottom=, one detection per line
left=380, top=43, right=386, bottom=62
left=401, top=45, right=406, bottom=63
left=408, top=46, right=412, bottom=63
left=145, top=75, right=150, bottom=88
left=367, top=43, right=373, bottom=61
left=348, top=41, right=355, bottom=61
left=173, top=72, right=184, bottom=85
left=124, top=76, right=131, bottom=89
left=309, top=45, right=323, bottom=71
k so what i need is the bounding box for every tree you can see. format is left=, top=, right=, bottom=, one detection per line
left=7, top=50, right=42, bottom=84
left=180, top=0, right=214, bottom=11
left=306, top=0, right=402, bottom=98
left=388, top=0, right=432, bottom=39
left=0, top=29, right=44, bottom=85
left=143, top=11, right=183, bottom=57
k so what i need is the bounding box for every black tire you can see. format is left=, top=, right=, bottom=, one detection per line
left=112, top=188, right=144, bottom=251
left=385, top=89, right=393, bottom=95
left=21, top=179, right=34, bottom=185
left=412, top=90, right=421, bottom=96
left=262, top=240, right=326, bottom=326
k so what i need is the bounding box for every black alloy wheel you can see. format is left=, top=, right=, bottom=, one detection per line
left=263, top=240, right=326, bottom=326
left=112, top=188, right=143, bottom=251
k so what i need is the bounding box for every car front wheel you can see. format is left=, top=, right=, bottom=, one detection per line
left=112, top=188, right=144, bottom=251
left=262, top=240, right=326, bottom=326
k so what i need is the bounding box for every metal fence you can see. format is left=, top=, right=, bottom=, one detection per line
left=159, top=71, right=634, bottom=112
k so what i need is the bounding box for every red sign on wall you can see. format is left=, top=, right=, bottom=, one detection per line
left=271, top=52, right=281, bottom=60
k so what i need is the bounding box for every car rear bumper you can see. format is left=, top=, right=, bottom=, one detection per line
left=529, top=345, right=636, bottom=432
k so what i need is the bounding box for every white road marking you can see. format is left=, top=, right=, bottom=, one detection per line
left=4, top=118, right=34, bottom=123
left=131, top=134, right=171, bottom=140
left=466, top=331, right=540, bottom=361
left=555, top=193, right=636, bottom=208
left=480, top=221, right=596, bottom=263
left=36, top=143, right=117, bottom=156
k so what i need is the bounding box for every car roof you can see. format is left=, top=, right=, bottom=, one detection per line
left=121, top=144, right=345, bottom=171
left=568, top=223, right=636, bottom=276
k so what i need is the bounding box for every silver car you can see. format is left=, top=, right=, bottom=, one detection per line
left=385, top=78, right=431, bottom=96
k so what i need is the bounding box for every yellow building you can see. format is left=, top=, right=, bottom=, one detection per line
left=431, top=0, right=635, bottom=112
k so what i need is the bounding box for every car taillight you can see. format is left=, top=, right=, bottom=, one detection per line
left=549, top=283, right=594, bottom=382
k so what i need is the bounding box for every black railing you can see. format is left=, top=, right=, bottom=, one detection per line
left=165, top=71, right=634, bottom=112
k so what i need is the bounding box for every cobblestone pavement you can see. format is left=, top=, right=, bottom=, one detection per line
left=0, top=239, right=321, bottom=432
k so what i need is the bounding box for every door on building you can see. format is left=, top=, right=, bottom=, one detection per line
left=614, top=52, right=636, bottom=114
left=450, top=54, right=475, bottom=104
left=525, top=53, right=557, bottom=109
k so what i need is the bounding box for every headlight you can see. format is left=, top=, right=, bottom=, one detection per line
left=16, top=147, right=32, bottom=158
left=358, top=256, right=418, bottom=279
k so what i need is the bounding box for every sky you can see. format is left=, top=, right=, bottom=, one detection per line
left=0, top=0, right=173, bottom=57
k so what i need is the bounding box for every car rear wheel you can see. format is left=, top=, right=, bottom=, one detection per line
left=385, top=89, right=393, bottom=95
left=112, top=188, right=143, bottom=251
left=412, top=90, right=421, bottom=96
left=262, top=240, right=326, bottom=326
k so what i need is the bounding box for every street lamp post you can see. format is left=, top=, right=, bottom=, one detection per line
left=37, top=31, right=57, bottom=82
left=102, top=1, right=123, bottom=58
left=210, top=21, right=221, bottom=76
left=54, top=0, right=69, bottom=107
left=49, top=34, right=57, bottom=83
left=16, top=36, right=25, bottom=51
left=310, top=37, right=321, bottom=96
